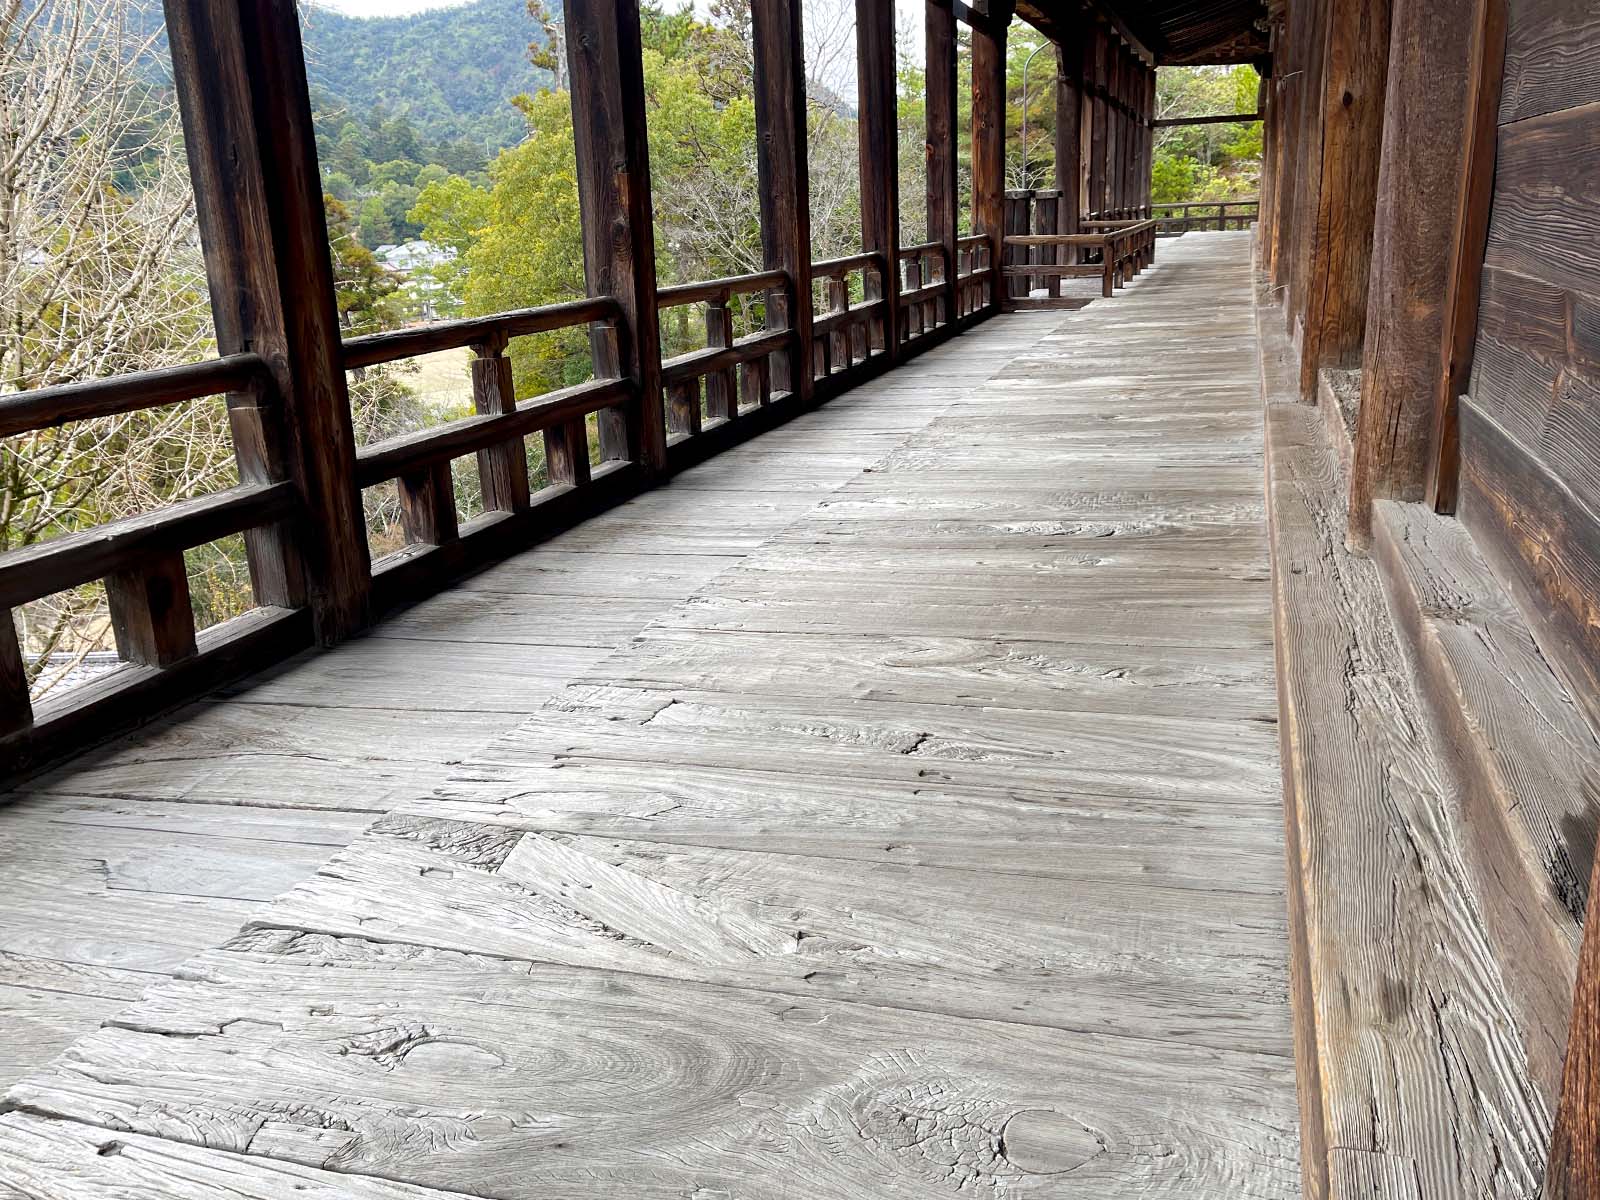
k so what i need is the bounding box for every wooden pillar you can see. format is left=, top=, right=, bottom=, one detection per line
left=927, top=0, right=960, bottom=324
left=0, top=624, right=27, bottom=738
left=1106, top=50, right=1122, bottom=211
left=1142, top=67, right=1156, bottom=210
left=1266, top=20, right=1303, bottom=290
left=972, top=1, right=1013, bottom=313
left=1297, top=0, right=1393, bottom=397
left=1087, top=26, right=1109, bottom=216
left=857, top=0, right=902, bottom=361
left=1548, top=848, right=1600, bottom=1198
left=751, top=0, right=814, bottom=404
left=164, top=0, right=369, bottom=643
left=566, top=0, right=666, bottom=471
left=1282, top=0, right=1330, bottom=314
left=1054, top=39, right=1083, bottom=267
left=1347, top=0, right=1503, bottom=545
left=1258, top=45, right=1280, bottom=266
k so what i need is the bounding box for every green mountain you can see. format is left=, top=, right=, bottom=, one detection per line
left=300, top=0, right=554, bottom=153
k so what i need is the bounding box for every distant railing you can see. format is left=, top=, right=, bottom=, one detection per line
left=343, top=296, right=643, bottom=605
left=809, top=252, right=890, bottom=380
left=656, top=269, right=794, bottom=444
left=1005, top=217, right=1158, bottom=299
left=955, top=235, right=995, bottom=317
left=897, top=241, right=950, bottom=343
left=1153, top=199, right=1259, bottom=236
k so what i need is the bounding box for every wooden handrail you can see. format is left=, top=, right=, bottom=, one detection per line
left=354, top=377, right=634, bottom=488
left=0, top=482, right=296, bottom=609
left=0, top=354, right=268, bottom=439
left=655, top=269, right=789, bottom=308
left=341, top=297, right=623, bottom=369
left=660, top=328, right=791, bottom=386
left=811, top=251, right=886, bottom=277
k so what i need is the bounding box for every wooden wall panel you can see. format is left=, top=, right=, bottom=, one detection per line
left=1498, top=0, right=1600, bottom=123
left=1482, top=104, right=1600, bottom=299
left=1460, top=64, right=1600, bottom=735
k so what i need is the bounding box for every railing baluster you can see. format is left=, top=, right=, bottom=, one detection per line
left=0, top=621, right=29, bottom=736
left=106, top=553, right=197, bottom=668
left=704, top=297, right=738, bottom=422
left=667, top=378, right=702, bottom=438
left=398, top=463, right=458, bottom=547
left=828, top=275, right=851, bottom=369
left=587, top=319, right=635, bottom=467
left=471, top=334, right=532, bottom=512
left=225, top=376, right=305, bottom=610
left=739, top=356, right=771, bottom=409
left=904, top=259, right=924, bottom=338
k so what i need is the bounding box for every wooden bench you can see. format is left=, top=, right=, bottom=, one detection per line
left=1002, top=219, right=1158, bottom=300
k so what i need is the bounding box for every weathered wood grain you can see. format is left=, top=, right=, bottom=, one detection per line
left=1372, top=498, right=1599, bottom=1098
left=426, top=755, right=1288, bottom=893
left=10, top=935, right=1300, bottom=1199
left=0, top=1112, right=479, bottom=1200
left=1259, top=281, right=1549, bottom=1198
left=247, top=813, right=1291, bottom=1054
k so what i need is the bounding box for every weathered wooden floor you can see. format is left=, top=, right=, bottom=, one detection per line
left=0, top=233, right=1300, bottom=1197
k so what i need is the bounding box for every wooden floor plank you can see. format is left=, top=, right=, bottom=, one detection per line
left=10, top=937, right=1299, bottom=1199
left=1, top=235, right=1301, bottom=1196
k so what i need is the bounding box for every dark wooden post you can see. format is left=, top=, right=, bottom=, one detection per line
left=566, top=0, right=666, bottom=471
left=1297, top=0, right=1393, bottom=397
left=1112, top=49, right=1128, bottom=210
left=1547, top=849, right=1600, bottom=1198
left=927, top=0, right=960, bottom=325
left=705, top=300, right=738, bottom=422
left=1087, top=25, right=1109, bottom=217
left=751, top=0, right=814, bottom=404
left=972, top=0, right=1013, bottom=313
left=857, top=0, right=903, bottom=362
left=1347, top=0, right=1504, bottom=545
left=164, top=0, right=370, bottom=643
left=1055, top=38, right=1084, bottom=266
left=107, top=557, right=196, bottom=668
left=1284, top=0, right=1333, bottom=330
left=0, top=625, right=27, bottom=737
left=1141, top=67, right=1156, bottom=211
left=1258, top=39, right=1281, bottom=265
left=472, top=335, right=534, bottom=509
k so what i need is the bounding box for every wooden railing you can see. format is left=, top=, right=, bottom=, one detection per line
left=1003, top=219, right=1157, bottom=299
left=0, top=0, right=1017, bottom=778
left=343, top=297, right=645, bottom=604
left=956, top=235, right=996, bottom=317
left=656, top=269, right=794, bottom=445
left=1152, top=199, right=1259, bottom=236
left=897, top=241, right=950, bottom=343
left=809, top=252, right=890, bottom=380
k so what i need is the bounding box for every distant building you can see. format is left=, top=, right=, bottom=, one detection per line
left=375, top=239, right=459, bottom=321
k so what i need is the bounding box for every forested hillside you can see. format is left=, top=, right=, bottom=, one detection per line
left=300, top=0, right=551, bottom=152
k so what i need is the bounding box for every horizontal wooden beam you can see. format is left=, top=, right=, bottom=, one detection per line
left=0, top=482, right=295, bottom=609
left=0, top=355, right=267, bottom=439
left=354, top=378, right=634, bottom=488
left=342, top=298, right=622, bottom=370
left=1153, top=112, right=1263, bottom=127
